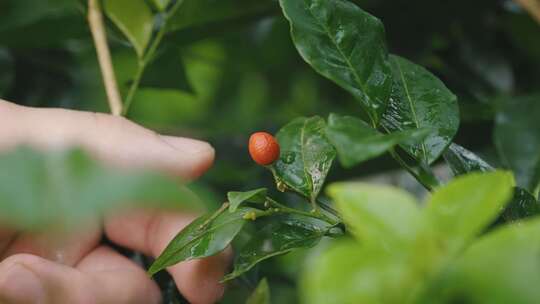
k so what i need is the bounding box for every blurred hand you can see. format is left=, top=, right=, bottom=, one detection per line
left=0, top=100, right=228, bottom=304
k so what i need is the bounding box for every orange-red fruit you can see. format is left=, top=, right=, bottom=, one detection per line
left=249, top=132, right=280, bottom=166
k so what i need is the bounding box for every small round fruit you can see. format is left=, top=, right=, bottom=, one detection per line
left=249, top=132, right=280, bottom=166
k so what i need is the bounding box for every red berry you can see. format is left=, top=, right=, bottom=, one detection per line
left=249, top=132, right=280, bottom=166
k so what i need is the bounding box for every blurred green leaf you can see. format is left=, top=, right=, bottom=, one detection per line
left=326, top=113, right=430, bottom=168
left=0, top=0, right=78, bottom=31
left=246, top=278, right=271, bottom=304
left=139, top=47, right=194, bottom=93
left=0, top=147, right=199, bottom=230
left=227, top=188, right=267, bottom=212
left=279, top=0, right=392, bottom=125
left=427, top=217, right=540, bottom=304
left=104, top=0, right=154, bottom=58
left=424, top=171, right=514, bottom=255
left=148, top=207, right=256, bottom=276
left=223, top=219, right=325, bottom=281
left=151, top=0, right=171, bottom=11
left=494, top=94, right=540, bottom=191
left=443, top=143, right=493, bottom=176
left=274, top=116, right=336, bottom=203
left=381, top=55, right=459, bottom=164
left=328, top=182, right=421, bottom=247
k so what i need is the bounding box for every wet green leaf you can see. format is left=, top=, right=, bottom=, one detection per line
left=279, top=0, right=392, bottom=124
left=227, top=188, right=267, bottom=212
left=223, top=219, right=325, bottom=281
left=148, top=207, right=256, bottom=276
left=494, top=94, right=540, bottom=191
left=327, top=182, right=421, bottom=247
left=326, top=113, right=429, bottom=168
left=104, top=0, right=154, bottom=58
left=0, top=147, right=200, bottom=230
left=500, top=187, right=540, bottom=223
left=424, top=171, right=514, bottom=255
left=381, top=55, right=459, bottom=164
left=274, top=116, right=336, bottom=203
left=443, top=143, right=493, bottom=176
left=246, top=278, right=271, bottom=304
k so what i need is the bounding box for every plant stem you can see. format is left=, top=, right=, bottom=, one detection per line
left=266, top=197, right=340, bottom=226
left=389, top=148, right=436, bottom=191
left=87, top=0, right=123, bottom=116
left=515, top=0, right=540, bottom=24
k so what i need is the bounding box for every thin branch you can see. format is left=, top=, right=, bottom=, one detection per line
left=515, top=0, right=540, bottom=24
left=87, top=0, right=123, bottom=116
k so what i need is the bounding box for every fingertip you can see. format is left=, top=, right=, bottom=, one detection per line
left=159, top=136, right=215, bottom=179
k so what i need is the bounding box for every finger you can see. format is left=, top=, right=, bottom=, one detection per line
left=105, top=210, right=231, bottom=304
left=2, top=220, right=101, bottom=266
left=0, top=247, right=161, bottom=304
left=0, top=99, right=214, bottom=179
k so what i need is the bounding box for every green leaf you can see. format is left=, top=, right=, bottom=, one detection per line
left=104, top=0, right=154, bottom=58
left=423, top=171, right=514, bottom=255
left=326, top=113, right=430, bottom=168
left=301, top=240, right=411, bottom=304
left=148, top=207, right=256, bottom=276
left=0, top=147, right=199, bottom=230
left=227, top=188, right=267, bottom=212
left=443, top=143, right=493, bottom=176
left=246, top=278, right=271, bottom=304
left=328, top=182, right=421, bottom=247
left=223, top=219, right=325, bottom=281
left=274, top=116, right=336, bottom=203
left=150, top=0, right=170, bottom=11
left=428, top=217, right=540, bottom=304
left=500, top=187, right=540, bottom=223
left=167, top=0, right=273, bottom=32
left=494, top=94, right=540, bottom=191
left=381, top=55, right=459, bottom=164
left=139, top=47, right=194, bottom=93
left=279, top=0, right=392, bottom=124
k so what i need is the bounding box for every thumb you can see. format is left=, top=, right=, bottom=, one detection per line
left=0, top=99, right=214, bottom=179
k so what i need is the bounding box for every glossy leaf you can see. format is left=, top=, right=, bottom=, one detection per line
left=148, top=207, right=256, bottom=276
left=167, top=0, right=273, bottom=32
left=327, top=182, right=421, bottom=247
left=0, top=147, right=199, bottom=230
left=139, top=47, right=194, bottom=93
left=381, top=55, right=459, bottom=164
left=104, top=0, right=154, bottom=58
left=246, top=278, right=270, bottom=304
left=423, top=171, right=514, bottom=255
left=326, top=113, right=429, bottom=167
left=274, top=116, right=336, bottom=203
left=500, top=187, right=540, bottom=223
left=279, top=0, right=392, bottom=124
left=227, top=188, right=267, bottom=212
left=443, top=143, right=493, bottom=176
left=429, top=218, right=540, bottom=304
left=494, top=94, right=540, bottom=191
left=223, top=219, right=325, bottom=281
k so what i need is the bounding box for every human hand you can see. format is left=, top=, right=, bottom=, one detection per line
left=0, top=100, right=227, bottom=304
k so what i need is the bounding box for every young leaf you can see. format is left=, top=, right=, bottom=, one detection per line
left=327, top=182, right=421, bottom=247
left=381, top=55, right=459, bottom=164
left=423, top=171, right=514, bottom=255
left=150, top=0, right=170, bottom=11
left=443, top=143, right=494, bottom=176
left=104, top=0, right=154, bottom=58
left=326, top=113, right=429, bottom=168
left=500, top=187, right=540, bottom=223
left=227, top=188, right=267, bottom=212
left=0, top=147, right=200, bottom=230
left=429, top=217, right=540, bottom=304
left=222, top=219, right=325, bottom=281
left=246, top=278, right=271, bottom=304
left=148, top=207, right=257, bottom=276
left=274, top=116, right=336, bottom=203
left=494, top=94, right=540, bottom=191
left=279, top=0, right=392, bottom=124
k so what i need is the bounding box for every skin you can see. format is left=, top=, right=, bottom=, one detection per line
left=0, top=99, right=229, bottom=304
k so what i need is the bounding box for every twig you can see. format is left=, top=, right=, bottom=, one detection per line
left=515, top=0, right=540, bottom=24
left=87, top=0, right=123, bottom=116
